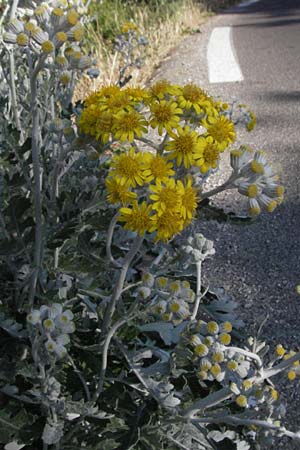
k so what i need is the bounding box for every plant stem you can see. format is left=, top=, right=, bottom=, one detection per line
left=226, top=346, right=263, bottom=368
left=68, top=356, right=91, bottom=402
left=136, top=137, right=160, bottom=152
left=93, top=316, right=128, bottom=401
left=9, top=0, right=19, bottom=20
left=106, top=212, right=121, bottom=268
left=200, top=173, right=239, bottom=200
left=28, top=56, right=43, bottom=306
left=191, top=261, right=202, bottom=321
left=101, top=236, right=143, bottom=337
left=190, top=417, right=300, bottom=441
left=250, top=351, right=300, bottom=383
left=183, top=387, right=232, bottom=418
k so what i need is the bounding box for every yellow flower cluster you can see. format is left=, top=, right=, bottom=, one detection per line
left=78, top=82, right=235, bottom=172
left=105, top=147, right=199, bottom=241
left=79, top=82, right=238, bottom=240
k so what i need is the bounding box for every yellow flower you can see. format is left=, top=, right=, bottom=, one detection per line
left=125, top=86, right=151, bottom=104
left=118, top=201, right=153, bottom=236
left=194, top=136, right=220, bottom=173
left=105, top=177, right=137, bottom=205
left=177, top=83, right=212, bottom=115
left=110, top=148, right=147, bottom=187
left=112, top=110, right=148, bottom=142
left=79, top=108, right=113, bottom=143
left=150, top=100, right=182, bottom=135
left=142, top=153, right=175, bottom=183
left=177, top=177, right=199, bottom=220
left=202, top=115, right=236, bottom=151
left=100, top=89, right=132, bottom=112
left=150, top=178, right=181, bottom=215
left=151, top=210, right=184, bottom=241
left=95, top=111, right=114, bottom=143
left=166, top=125, right=203, bottom=168
left=149, top=80, right=180, bottom=100
left=121, top=21, right=138, bottom=33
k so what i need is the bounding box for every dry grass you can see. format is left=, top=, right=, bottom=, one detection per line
left=74, top=0, right=212, bottom=102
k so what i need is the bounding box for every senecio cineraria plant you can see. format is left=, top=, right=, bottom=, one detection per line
left=0, top=2, right=300, bottom=450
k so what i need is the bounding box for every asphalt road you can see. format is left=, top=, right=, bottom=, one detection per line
left=151, top=0, right=300, bottom=442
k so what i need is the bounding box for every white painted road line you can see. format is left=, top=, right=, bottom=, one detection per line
left=238, top=0, right=260, bottom=7
left=207, top=27, right=244, bottom=84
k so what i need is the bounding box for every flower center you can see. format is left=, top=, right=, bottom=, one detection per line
left=174, top=134, right=194, bottom=154
left=117, top=156, right=140, bottom=178
left=153, top=104, right=172, bottom=122
left=118, top=112, right=140, bottom=131
left=182, top=84, right=204, bottom=103
left=203, top=144, right=219, bottom=164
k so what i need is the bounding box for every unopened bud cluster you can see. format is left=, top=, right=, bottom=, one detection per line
left=231, top=145, right=284, bottom=216
left=181, top=233, right=215, bottom=263
left=3, top=2, right=92, bottom=78
left=27, top=303, right=75, bottom=359
left=139, top=273, right=196, bottom=325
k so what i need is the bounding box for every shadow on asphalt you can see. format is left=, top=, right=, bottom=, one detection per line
left=231, top=18, right=300, bottom=27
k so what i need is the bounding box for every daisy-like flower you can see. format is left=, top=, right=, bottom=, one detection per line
left=56, top=310, right=75, bottom=333
left=79, top=108, right=113, bottom=143
left=125, top=86, right=151, bottom=104
left=194, top=136, right=221, bottom=173
left=118, top=201, right=154, bottom=237
left=166, top=125, right=203, bottom=168
left=151, top=210, right=184, bottom=241
left=99, top=89, right=132, bottom=112
left=202, top=115, right=236, bottom=151
left=112, top=110, right=148, bottom=142
left=150, top=178, right=181, bottom=215
left=177, top=83, right=211, bottom=115
left=177, top=177, right=199, bottom=221
left=105, top=177, right=137, bottom=205
left=142, top=153, right=175, bottom=183
left=149, top=79, right=180, bottom=100
left=150, top=100, right=182, bottom=135
left=110, top=147, right=147, bottom=187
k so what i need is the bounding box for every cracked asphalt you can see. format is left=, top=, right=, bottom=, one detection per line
left=150, top=0, right=300, bottom=446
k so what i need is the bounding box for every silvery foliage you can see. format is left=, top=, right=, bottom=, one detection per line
left=0, top=2, right=299, bottom=450
left=114, top=27, right=148, bottom=87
